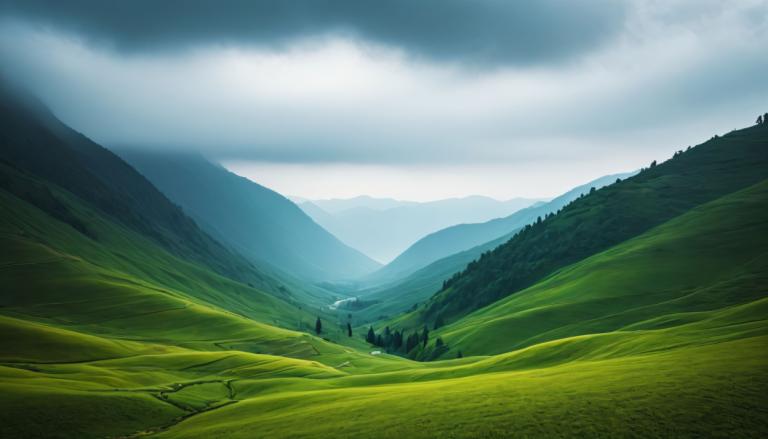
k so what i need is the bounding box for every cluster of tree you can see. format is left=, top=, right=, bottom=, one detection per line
left=365, top=325, right=432, bottom=357
left=672, top=145, right=693, bottom=159
left=757, top=113, right=768, bottom=125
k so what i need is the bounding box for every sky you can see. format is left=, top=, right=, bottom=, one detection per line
left=1, top=0, right=766, bottom=201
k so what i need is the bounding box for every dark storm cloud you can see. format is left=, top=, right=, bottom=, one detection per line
left=0, top=0, right=627, bottom=65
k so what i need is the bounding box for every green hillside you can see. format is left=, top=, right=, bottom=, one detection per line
left=2, top=141, right=767, bottom=437
left=117, top=151, right=380, bottom=282
left=434, top=178, right=768, bottom=357
left=345, top=173, right=635, bottom=323
left=404, top=125, right=768, bottom=328
left=1, top=80, right=766, bottom=437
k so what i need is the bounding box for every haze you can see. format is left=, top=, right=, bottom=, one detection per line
left=1, top=0, right=766, bottom=200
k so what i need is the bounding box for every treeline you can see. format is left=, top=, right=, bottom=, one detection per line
left=364, top=325, right=453, bottom=360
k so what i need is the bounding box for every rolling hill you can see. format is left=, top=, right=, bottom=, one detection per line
left=433, top=178, right=768, bottom=357
left=1, top=80, right=766, bottom=438
left=118, top=151, right=380, bottom=282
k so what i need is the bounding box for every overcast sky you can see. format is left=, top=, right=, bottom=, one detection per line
left=1, top=0, right=766, bottom=201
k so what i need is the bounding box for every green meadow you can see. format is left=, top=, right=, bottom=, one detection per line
left=1, top=82, right=767, bottom=437
left=2, top=168, right=768, bottom=437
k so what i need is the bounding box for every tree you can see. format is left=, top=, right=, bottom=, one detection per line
left=366, top=326, right=376, bottom=344
left=393, top=330, right=403, bottom=350
left=421, top=325, right=430, bottom=348
left=405, top=332, right=419, bottom=352
left=650, top=160, right=657, bottom=168
left=589, top=186, right=596, bottom=194
left=758, top=114, right=764, bottom=125
left=457, top=351, right=463, bottom=359
left=315, top=317, right=322, bottom=335
left=347, top=322, right=352, bottom=337
left=435, top=337, right=444, bottom=348
left=433, top=314, right=445, bottom=330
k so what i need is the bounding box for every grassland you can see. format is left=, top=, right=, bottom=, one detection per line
left=2, top=171, right=767, bottom=437
left=1, top=87, right=766, bottom=437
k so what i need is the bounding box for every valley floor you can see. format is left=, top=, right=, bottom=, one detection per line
left=1, top=307, right=767, bottom=438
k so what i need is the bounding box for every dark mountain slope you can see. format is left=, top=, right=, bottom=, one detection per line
left=0, top=81, right=277, bottom=292
left=407, top=123, right=768, bottom=327
left=118, top=151, right=380, bottom=282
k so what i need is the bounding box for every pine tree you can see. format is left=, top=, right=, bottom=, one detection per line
left=457, top=351, right=463, bottom=359
left=315, top=317, right=322, bottom=335
left=435, top=337, right=444, bottom=348
left=433, top=314, right=445, bottom=330
left=347, top=322, right=352, bottom=337
left=421, top=325, right=429, bottom=348
left=366, top=326, right=375, bottom=344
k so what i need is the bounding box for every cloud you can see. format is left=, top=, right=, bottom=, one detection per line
left=0, top=0, right=627, bottom=65
left=0, top=0, right=766, bottom=199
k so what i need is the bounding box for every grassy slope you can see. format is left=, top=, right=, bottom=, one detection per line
left=1, top=103, right=765, bottom=436
left=350, top=234, right=512, bottom=323
left=18, top=176, right=757, bottom=438
left=434, top=179, right=768, bottom=356
left=348, top=174, right=634, bottom=323
left=0, top=173, right=412, bottom=437
left=401, top=125, right=768, bottom=329
left=145, top=179, right=768, bottom=439
left=159, top=336, right=767, bottom=439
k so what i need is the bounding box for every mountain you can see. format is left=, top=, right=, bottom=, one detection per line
left=0, top=80, right=282, bottom=292
left=433, top=178, right=768, bottom=357
left=400, top=124, right=768, bottom=328
left=117, top=151, right=381, bottom=282
left=301, top=195, right=417, bottom=213
left=2, top=82, right=767, bottom=438
left=299, top=195, right=541, bottom=263
left=366, top=172, right=633, bottom=285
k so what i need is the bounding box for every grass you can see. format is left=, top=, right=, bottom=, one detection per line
left=1, top=121, right=767, bottom=436
left=433, top=179, right=768, bottom=358
left=155, top=336, right=768, bottom=439
left=2, top=178, right=767, bottom=437
left=406, top=124, right=768, bottom=327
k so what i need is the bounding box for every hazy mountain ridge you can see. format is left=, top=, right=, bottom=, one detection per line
left=366, top=172, right=635, bottom=285
left=118, top=151, right=381, bottom=282
left=299, top=195, right=542, bottom=263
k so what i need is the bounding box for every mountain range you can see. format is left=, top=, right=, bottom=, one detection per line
left=297, top=195, right=541, bottom=263
left=118, top=151, right=380, bottom=283
left=1, top=79, right=767, bottom=438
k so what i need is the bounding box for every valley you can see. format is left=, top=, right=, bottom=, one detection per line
left=1, top=78, right=767, bottom=438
